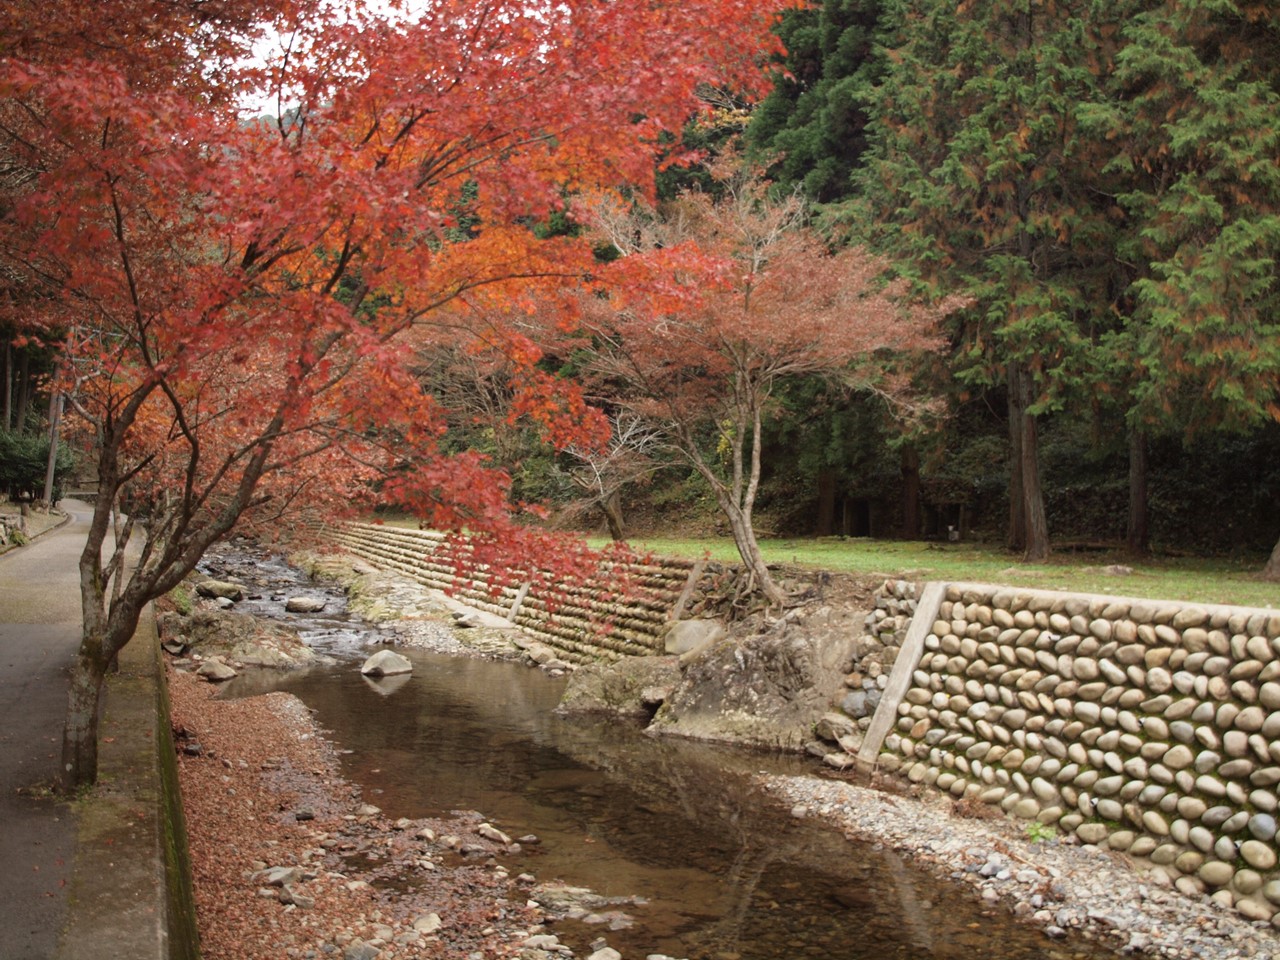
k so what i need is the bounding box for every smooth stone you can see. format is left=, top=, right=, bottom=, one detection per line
left=1109, top=830, right=1135, bottom=851
left=1188, top=825, right=1215, bottom=853
left=1234, top=869, right=1264, bottom=895
left=1163, top=744, right=1195, bottom=770
left=1177, top=796, right=1208, bottom=820
left=1175, top=850, right=1206, bottom=874
left=1252, top=789, right=1279, bottom=812
left=1241, top=839, right=1278, bottom=870
left=1076, top=823, right=1109, bottom=845
left=1150, top=843, right=1180, bottom=865
left=1142, top=811, right=1170, bottom=836
left=1142, top=717, right=1170, bottom=740
left=1096, top=798, right=1124, bottom=822
left=360, top=650, right=413, bottom=677
left=1260, top=683, right=1280, bottom=710
left=1195, top=775, right=1226, bottom=798
left=1222, top=811, right=1251, bottom=834
left=1223, top=730, right=1250, bottom=758
left=1199, top=861, right=1236, bottom=888
left=1202, top=806, right=1235, bottom=827
left=1236, top=706, right=1267, bottom=732
left=1128, top=836, right=1158, bottom=857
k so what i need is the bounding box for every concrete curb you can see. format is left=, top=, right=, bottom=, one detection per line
left=55, top=606, right=199, bottom=960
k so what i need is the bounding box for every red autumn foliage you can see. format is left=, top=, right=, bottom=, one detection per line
left=0, top=0, right=791, bottom=786
left=565, top=156, right=964, bottom=604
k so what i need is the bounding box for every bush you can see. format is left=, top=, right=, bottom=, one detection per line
left=0, top=429, right=75, bottom=502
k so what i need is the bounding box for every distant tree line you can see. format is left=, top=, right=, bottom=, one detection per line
left=738, top=0, right=1280, bottom=574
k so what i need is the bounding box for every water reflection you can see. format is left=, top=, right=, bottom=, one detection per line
left=224, top=649, right=1117, bottom=960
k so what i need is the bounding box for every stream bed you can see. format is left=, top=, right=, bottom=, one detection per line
left=209, top=548, right=1121, bottom=960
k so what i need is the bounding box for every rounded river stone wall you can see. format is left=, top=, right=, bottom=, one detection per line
left=876, top=582, right=1280, bottom=924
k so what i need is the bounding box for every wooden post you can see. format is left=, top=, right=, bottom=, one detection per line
left=506, top=581, right=531, bottom=623
left=857, top=580, right=947, bottom=772
left=669, top=558, right=706, bottom=621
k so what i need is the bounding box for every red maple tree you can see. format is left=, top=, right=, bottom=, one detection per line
left=0, top=0, right=788, bottom=786
left=570, top=157, right=964, bottom=605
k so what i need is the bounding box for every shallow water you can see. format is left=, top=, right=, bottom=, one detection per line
left=215, top=551, right=1120, bottom=960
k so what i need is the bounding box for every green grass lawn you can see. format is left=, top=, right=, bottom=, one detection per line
left=366, top=514, right=1277, bottom=609
left=588, top=535, right=1280, bottom=610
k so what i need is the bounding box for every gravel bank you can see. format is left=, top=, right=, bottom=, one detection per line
left=174, top=554, right=1280, bottom=960
left=764, top=774, right=1280, bottom=959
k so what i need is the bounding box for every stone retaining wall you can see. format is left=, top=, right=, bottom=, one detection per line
left=330, top=523, right=720, bottom=663
left=864, top=581, right=1280, bottom=925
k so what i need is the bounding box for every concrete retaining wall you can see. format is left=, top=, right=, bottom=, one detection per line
left=331, top=523, right=724, bottom=662
left=58, top=608, right=199, bottom=960
left=862, top=581, right=1280, bottom=924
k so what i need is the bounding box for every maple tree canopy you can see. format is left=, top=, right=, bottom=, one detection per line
left=0, top=0, right=792, bottom=787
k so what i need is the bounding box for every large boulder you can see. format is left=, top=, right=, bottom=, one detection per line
left=195, top=579, right=244, bottom=602
left=648, top=622, right=857, bottom=750
left=157, top=609, right=331, bottom=669
left=196, top=660, right=237, bottom=682
left=662, top=619, right=727, bottom=657
left=557, top=656, right=681, bottom=717
left=360, top=649, right=413, bottom=677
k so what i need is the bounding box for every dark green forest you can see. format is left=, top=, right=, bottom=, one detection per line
left=468, top=0, right=1280, bottom=571
left=739, top=0, right=1280, bottom=568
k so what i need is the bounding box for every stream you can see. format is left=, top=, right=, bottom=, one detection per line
left=208, top=547, right=1121, bottom=960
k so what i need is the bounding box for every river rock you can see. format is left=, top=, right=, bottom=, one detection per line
left=663, top=618, right=727, bottom=656
left=557, top=656, right=681, bottom=717
left=196, top=660, right=237, bottom=682
left=158, top=608, right=331, bottom=669
left=360, top=650, right=413, bottom=677
left=196, top=578, right=244, bottom=601
left=413, top=913, right=443, bottom=934
left=648, top=628, right=856, bottom=750
left=285, top=596, right=326, bottom=613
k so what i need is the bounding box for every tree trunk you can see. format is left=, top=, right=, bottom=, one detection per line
left=600, top=489, right=625, bottom=542
left=3, top=339, right=11, bottom=431
left=900, top=445, right=921, bottom=539
left=1006, top=369, right=1026, bottom=553
left=1264, top=534, right=1280, bottom=581
left=723, top=501, right=783, bottom=606
left=13, top=349, right=30, bottom=434
left=42, top=391, right=62, bottom=506
left=1127, top=427, right=1149, bottom=557
left=61, top=648, right=107, bottom=791
left=816, top=468, right=836, bottom=537
left=1012, top=364, right=1050, bottom=562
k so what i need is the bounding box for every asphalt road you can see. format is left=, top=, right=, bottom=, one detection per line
left=0, top=501, right=87, bottom=959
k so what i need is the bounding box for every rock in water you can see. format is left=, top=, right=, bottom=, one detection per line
left=195, top=579, right=244, bottom=601
left=649, top=627, right=857, bottom=750
left=285, top=596, right=326, bottom=613
left=557, top=657, right=682, bottom=717
left=196, top=660, right=238, bottom=682
left=360, top=649, right=413, bottom=677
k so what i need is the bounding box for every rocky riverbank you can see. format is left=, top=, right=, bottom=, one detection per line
left=171, top=550, right=1280, bottom=960
left=171, top=669, right=666, bottom=960
left=767, top=776, right=1280, bottom=959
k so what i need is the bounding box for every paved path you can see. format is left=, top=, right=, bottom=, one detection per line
left=0, top=501, right=87, bottom=960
